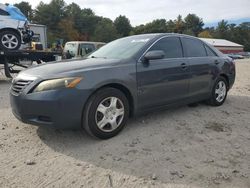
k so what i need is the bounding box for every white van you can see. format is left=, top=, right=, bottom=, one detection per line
left=63, top=41, right=106, bottom=59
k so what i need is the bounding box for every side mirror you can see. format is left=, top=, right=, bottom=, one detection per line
left=144, top=50, right=165, bottom=61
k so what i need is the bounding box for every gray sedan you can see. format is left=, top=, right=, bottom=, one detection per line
left=10, top=33, right=235, bottom=139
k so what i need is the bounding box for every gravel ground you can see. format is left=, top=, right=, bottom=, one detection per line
left=0, top=59, right=250, bottom=188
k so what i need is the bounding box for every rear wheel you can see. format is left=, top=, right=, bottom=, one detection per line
left=0, top=30, right=21, bottom=51
left=208, top=77, right=228, bottom=106
left=83, top=88, right=129, bottom=139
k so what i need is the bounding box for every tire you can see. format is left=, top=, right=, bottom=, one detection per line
left=208, top=76, right=228, bottom=106
left=83, top=87, right=129, bottom=139
left=0, top=30, right=21, bottom=51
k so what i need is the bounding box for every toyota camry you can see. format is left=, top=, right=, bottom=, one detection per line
left=10, top=33, right=235, bottom=139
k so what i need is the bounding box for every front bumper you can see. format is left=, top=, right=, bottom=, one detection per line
left=10, top=86, right=91, bottom=129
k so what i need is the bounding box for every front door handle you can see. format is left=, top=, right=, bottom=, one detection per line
left=181, top=63, right=188, bottom=70
left=214, top=60, right=220, bottom=65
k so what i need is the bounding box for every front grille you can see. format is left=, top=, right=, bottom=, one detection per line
left=11, top=80, right=32, bottom=95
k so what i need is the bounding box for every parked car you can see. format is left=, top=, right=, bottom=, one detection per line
left=0, top=3, right=33, bottom=50
left=10, top=33, right=235, bottom=139
left=226, top=53, right=244, bottom=59
left=238, top=52, right=250, bottom=58
left=63, top=41, right=105, bottom=59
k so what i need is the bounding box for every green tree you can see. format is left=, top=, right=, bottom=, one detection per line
left=81, top=8, right=95, bottom=16
left=183, top=29, right=195, bottom=36
left=65, top=3, right=88, bottom=40
left=166, top=20, right=175, bottom=33
left=92, top=18, right=118, bottom=42
left=132, top=19, right=167, bottom=34
left=114, top=15, right=132, bottom=37
left=184, top=14, right=204, bottom=36
left=14, top=1, right=33, bottom=20
left=58, top=18, right=80, bottom=41
left=66, top=5, right=99, bottom=40
left=145, top=19, right=167, bottom=33
left=33, top=0, right=66, bottom=42
left=174, top=15, right=185, bottom=33
left=132, top=24, right=146, bottom=34
left=198, top=30, right=213, bottom=38
left=215, top=20, right=229, bottom=39
left=76, top=15, right=101, bottom=40
left=65, top=2, right=81, bottom=19
left=205, top=27, right=217, bottom=38
left=234, top=22, right=250, bottom=51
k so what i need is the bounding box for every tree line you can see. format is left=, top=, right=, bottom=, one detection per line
left=14, top=0, right=250, bottom=51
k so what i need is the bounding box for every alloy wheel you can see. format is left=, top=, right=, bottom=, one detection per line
left=215, top=81, right=227, bottom=103
left=95, top=97, right=125, bottom=132
left=1, top=34, right=19, bottom=49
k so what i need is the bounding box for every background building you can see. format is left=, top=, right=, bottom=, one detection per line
left=200, top=38, right=244, bottom=54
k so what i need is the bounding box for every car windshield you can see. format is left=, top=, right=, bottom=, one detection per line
left=88, top=35, right=155, bottom=59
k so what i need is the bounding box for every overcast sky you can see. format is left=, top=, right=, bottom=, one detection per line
left=2, top=0, right=250, bottom=26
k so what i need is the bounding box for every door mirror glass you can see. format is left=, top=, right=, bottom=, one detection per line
left=144, top=50, right=165, bottom=60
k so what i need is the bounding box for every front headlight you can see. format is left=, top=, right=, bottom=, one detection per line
left=33, top=77, right=82, bottom=93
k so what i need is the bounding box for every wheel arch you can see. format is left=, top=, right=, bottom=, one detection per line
left=0, top=28, right=21, bottom=38
left=219, top=73, right=229, bottom=90
left=83, top=82, right=135, bottom=118
left=96, top=83, right=135, bottom=117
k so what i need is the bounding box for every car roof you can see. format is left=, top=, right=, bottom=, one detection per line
left=128, top=33, right=201, bottom=40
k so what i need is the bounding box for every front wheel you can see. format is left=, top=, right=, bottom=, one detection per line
left=83, top=88, right=129, bottom=139
left=208, top=77, right=228, bottom=106
left=0, top=30, right=21, bottom=51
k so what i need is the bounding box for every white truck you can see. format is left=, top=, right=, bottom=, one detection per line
left=29, top=24, right=47, bottom=49
left=63, top=41, right=105, bottom=59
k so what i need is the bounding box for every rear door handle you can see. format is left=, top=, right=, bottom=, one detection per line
left=181, top=63, right=188, bottom=70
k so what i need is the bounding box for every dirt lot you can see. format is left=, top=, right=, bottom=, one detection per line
left=0, top=59, right=250, bottom=188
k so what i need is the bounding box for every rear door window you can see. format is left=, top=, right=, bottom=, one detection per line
left=182, top=37, right=207, bottom=57
left=149, top=37, right=183, bottom=58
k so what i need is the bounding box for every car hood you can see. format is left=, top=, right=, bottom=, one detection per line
left=17, top=58, right=121, bottom=80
